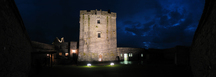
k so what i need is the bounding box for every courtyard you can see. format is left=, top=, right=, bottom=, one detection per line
left=29, top=61, right=192, bottom=77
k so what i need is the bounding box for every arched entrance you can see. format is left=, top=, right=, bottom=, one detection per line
left=99, top=54, right=102, bottom=61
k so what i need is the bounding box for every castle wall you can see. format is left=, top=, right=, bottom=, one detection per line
left=78, top=9, right=117, bottom=61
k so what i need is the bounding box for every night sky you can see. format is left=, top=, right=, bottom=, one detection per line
left=14, top=0, right=205, bottom=49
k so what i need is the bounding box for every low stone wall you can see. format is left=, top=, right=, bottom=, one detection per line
left=117, top=47, right=145, bottom=61
left=175, top=46, right=190, bottom=65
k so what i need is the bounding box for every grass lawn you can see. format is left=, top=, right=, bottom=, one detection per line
left=30, top=63, right=192, bottom=77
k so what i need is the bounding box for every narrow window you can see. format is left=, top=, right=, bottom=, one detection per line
left=98, top=33, right=101, bottom=38
left=141, top=54, right=143, bottom=57
left=97, top=20, right=100, bottom=24
left=120, top=54, right=122, bottom=57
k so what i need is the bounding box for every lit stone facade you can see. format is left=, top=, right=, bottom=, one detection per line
left=78, top=9, right=117, bottom=61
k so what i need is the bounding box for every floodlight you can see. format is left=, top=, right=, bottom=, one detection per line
left=110, top=63, right=114, bottom=66
left=87, top=63, right=91, bottom=66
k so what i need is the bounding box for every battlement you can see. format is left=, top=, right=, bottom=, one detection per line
left=80, top=9, right=116, bottom=17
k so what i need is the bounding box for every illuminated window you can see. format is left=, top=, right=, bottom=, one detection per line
left=141, top=54, right=143, bottom=57
left=65, top=53, right=68, bottom=56
left=59, top=52, right=62, bottom=56
left=120, top=54, right=122, bottom=57
left=47, top=54, right=49, bottom=56
left=97, top=20, right=100, bottom=24
left=129, top=53, right=133, bottom=57
left=98, top=33, right=101, bottom=38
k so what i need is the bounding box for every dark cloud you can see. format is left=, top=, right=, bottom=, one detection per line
left=123, top=21, right=154, bottom=36
left=143, top=21, right=155, bottom=31
left=116, top=0, right=162, bottom=20
left=148, top=13, right=195, bottom=48
left=159, top=15, right=169, bottom=26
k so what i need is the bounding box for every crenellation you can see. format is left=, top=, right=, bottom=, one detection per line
left=80, top=10, right=116, bottom=18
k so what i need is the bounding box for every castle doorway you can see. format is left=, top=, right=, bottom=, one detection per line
left=124, top=53, right=128, bottom=61
left=99, top=54, right=102, bottom=61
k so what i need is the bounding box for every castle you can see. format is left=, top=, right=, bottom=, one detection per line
left=78, top=9, right=117, bottom=61
left=30, top=10, right=189, bottom=66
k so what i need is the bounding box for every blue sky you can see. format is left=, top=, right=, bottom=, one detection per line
left=15, top=0, right=205, bottom=49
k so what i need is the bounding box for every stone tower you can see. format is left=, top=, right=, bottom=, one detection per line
left=78, top=9, right=117, bottom=61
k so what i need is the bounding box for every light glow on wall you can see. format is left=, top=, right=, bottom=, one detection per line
left=47, top=54, right=49, bottom=56
left=57, top=37, right=64, bottom=43
left=72, top=50, right=76, bottom=53
left=65, top=53, right=68, bottom=56
left=141, top=54, right=143, bottom=57
left=87, top=63, right=91, bottom=66
left=120, top=61, right=132, bottom=64
left=59, top=52, right=62, bottom=56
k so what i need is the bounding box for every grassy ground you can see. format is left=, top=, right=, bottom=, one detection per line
left=29, top=62, right=192, bottom=77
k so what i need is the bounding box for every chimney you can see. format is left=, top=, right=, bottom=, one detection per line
left=108, top=9, right=111, bottom=13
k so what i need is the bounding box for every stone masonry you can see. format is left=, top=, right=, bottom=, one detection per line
left=78, top=9, right=117, bottom=61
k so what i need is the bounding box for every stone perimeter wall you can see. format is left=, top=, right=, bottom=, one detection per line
left=190, top=0, right=216, bottom=77
left=78, top=9, right=117, bottom=61
left=0, top=0, right=32, bottom=77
